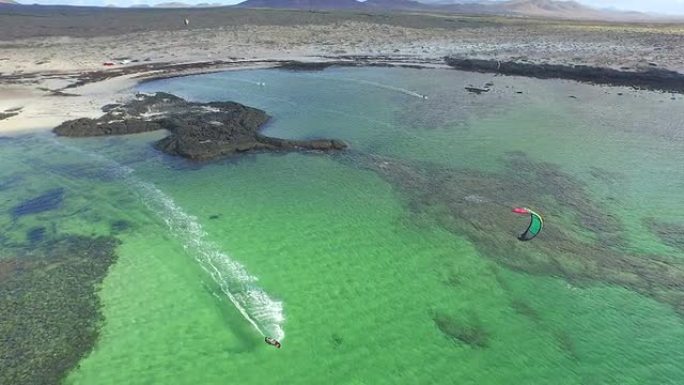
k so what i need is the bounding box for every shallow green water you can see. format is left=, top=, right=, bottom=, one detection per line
left=1, top=67, right=683, bottom=385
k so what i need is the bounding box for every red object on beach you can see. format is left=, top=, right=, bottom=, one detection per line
left=512, top=207, right=529, bottom=214
left=103, top=62, right=115, bottom=66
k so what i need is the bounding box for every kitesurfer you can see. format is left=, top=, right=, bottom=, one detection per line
left=265, top=337, right=281, bottom=349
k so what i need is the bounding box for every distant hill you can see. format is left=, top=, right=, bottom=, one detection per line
left=503, top=0, right=586, bottom=14
left=364, top=0, right=428, bottom=11
left=154, top=2, right=193, bottom=7
left=2, top=0, right=672, bottom=22
left=495, top=0, right=611, bottom=19
left=235, top=0, right=465, bottom=11
left=234, top=0, right=659, bottom=21
left=235, top=0, right=363, bottom=10
left=495, top=0, right=657, bottom=21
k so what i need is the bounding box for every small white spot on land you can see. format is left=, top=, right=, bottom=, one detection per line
left=202, top=106, right=221, bottom=113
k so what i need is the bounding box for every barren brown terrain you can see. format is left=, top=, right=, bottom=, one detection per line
left=1, top=6, right=683, bottom=133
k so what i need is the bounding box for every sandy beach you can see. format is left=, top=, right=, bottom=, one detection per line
left=2, top=7, right=684, bottom=134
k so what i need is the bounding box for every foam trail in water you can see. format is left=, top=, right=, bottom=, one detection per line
left=341, top=77, right=427, bottom=99
left=309, top=74, right=427, bottom=99
left=223, top=78, right=266, bottom=87
left=47, top=138, right=285, bottom=341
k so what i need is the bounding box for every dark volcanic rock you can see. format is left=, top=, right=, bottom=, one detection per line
left=54, top=117, right=161, bottom=137
left=277, top=61, right=355, bottom=71
left=0, top=111, right=18, bottom=120
left=54, top=92, right=347, bottom=160
left=465, top=86, right=490, bottom=94
left=445, top=57, right=684, bottom=93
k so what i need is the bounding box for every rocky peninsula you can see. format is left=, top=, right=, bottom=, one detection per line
left=54, top=92, right=347, bottom=160
left=445, top=58, right=684, bottom=93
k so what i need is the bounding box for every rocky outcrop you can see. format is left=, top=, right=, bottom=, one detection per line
left=445, top=57, right=684, bottom=93
left=277, top=61, right=348, bottom=71
left=54, top=117, right=161, bottom=136
left=54, top=92, right=347, bottom=160
left=465, top=86, right=490, bottom=94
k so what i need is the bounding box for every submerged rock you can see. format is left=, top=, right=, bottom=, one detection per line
left=54, top=92, right=347, bottom=160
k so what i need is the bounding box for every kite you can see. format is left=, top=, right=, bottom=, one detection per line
left=512, top=207, right=543, bottom=241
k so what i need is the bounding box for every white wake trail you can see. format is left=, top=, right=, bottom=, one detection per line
left=340, top=77, right=428, bottom=99
left=48, top=138, right=285, bottom=341
left=223, top=78, right=267, bottom=87
left=309, top=74, right=427, bottom=99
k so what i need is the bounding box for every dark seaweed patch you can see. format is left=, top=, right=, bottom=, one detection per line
left=110, top=219, right=132, bottom=234
left=331, top=333, right=344, bottom=348
left=28, top=159, right=118, bottom=183
left=433, top=312, right=489, bottom=348
left=0, top=174, right=23, bottom=191
left=26, top=227, right=46, bottom=244
left=354, top=152, right=684, bottom=316
left=49, top=163, right=115, bottom=182
left=588, top=167, right=623, bottom=186
left=10, top=188, right=65, bottom=218
left=488, top=265, right=511, bottom=292
left=0, top=235, right=119, bottom=385
left=645, top=218, right=684, bottom=252
left=554, top=330, right=579, bottom=361
left=445, top=272, right=461, bottom=287
left=510, top=299, right=541, bottom=322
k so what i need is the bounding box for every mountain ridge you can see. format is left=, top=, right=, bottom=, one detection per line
left=235, top=0, right=666, bottom=22
left=4, top=0, right=678, bottom=21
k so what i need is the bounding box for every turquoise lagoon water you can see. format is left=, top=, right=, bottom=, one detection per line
left=1, top=67, right=683, bottom=385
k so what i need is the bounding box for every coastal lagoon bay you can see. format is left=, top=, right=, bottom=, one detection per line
left=2, top=67, right=684, bottom=385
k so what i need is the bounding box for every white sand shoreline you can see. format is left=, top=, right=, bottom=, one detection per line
left=2, top=12, right=683, bottom=137
left=0, top=56, right=450, bottom=136
left=0, top=60, right=298, bottom=136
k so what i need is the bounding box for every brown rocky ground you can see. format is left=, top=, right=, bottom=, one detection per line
left=1, top=7, right=683, bottom=133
